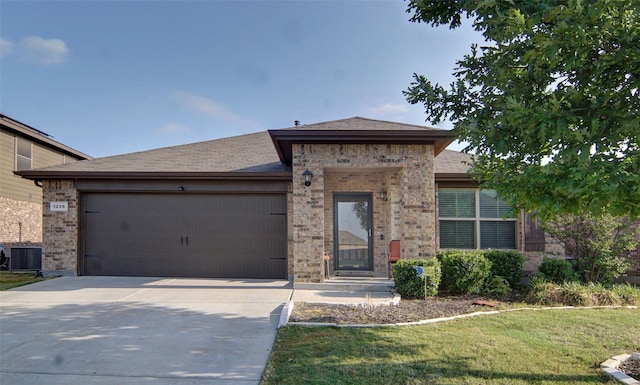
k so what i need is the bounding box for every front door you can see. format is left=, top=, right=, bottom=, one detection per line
left=334, top=193, right=373, bottom=270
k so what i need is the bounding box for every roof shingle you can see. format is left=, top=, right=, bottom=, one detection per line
left=17, top=118, right=471, bottom=179
left=276, top=116, right=446, bottom=131
left=27, top=131, right=287, bottom=174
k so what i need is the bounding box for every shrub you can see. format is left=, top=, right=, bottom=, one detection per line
left=587, top=255, right=633, bottom=286
left=483, top=275, right=512, bottom=297
left=536, top=256, right=579, bottom=284
left=483, top=250, right=524, bottom=288
left=526, top=280, right=640, bottom=306
left=437, top=250, right=492, bottom=294
left=541, top=213, right=638, bottom=284
left=392, top=258, right=441, bottom=299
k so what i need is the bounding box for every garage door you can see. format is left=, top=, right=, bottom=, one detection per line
left=81, top=193, right=287, bottom=279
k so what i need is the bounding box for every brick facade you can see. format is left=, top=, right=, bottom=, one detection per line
left=521, top=233, right=565, bottom=276
left=31, top=135, right=639, bottom=283
left=625, top=224, right=640, bottom=277
left=41, top=180, right=78, bottom=275
left=623, top=225, right=640, bottom=283
left=0, top=197, right=42, bottom=245
left=291, top=143, right=436, bottom=283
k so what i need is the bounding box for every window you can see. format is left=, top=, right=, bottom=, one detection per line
left=438, top=189, right=517, bottom=249
left=16, top=138, right=32, bottom=171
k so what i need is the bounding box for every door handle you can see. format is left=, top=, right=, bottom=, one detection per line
left=181, top=236, right=184, bottom=246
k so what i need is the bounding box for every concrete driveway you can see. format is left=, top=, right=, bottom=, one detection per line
left=0, top=276, right=292, bottom=384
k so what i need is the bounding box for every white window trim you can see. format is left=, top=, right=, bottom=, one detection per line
left=438, top=188, right=518, bottom=250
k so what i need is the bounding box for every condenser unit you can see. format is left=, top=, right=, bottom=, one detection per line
left=6, top=246, right=42, bottom=271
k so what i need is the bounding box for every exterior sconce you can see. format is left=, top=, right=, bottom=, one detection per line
left=302, top=169, right=313, bottom=186
left=378, top=189, right=387, bottom=201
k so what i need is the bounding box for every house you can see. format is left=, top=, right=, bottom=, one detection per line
left=15, top=117, right=639, bottom=283
left=1, top=114, right=91, bottom=263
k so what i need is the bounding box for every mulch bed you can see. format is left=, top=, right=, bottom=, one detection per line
left=290, top=296, right=498, bottom=325
left=619, top=358, right=640, bottom=381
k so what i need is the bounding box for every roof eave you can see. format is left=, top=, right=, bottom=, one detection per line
left=268, top=129, right=455, bottom=166
left=435, top=173, right=474, bottom=182
left=1, top=114, right=93, bottom=160
left=15, top=170, right=293, bottom=181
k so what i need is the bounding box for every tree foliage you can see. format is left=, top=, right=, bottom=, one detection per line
left=541, top=213, right=638, bottom=283
left=404, top=0, right=640, bottom=218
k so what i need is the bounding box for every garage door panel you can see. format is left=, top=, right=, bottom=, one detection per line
left=82, top=193, right=287, bottom=279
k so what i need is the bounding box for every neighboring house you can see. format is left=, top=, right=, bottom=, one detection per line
left=15, top=117, right=639, bottom=283
left=1, top=114, right=91, bottom=253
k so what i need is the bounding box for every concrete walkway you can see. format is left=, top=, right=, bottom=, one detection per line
left=0, top=277, right=292, bottom=385
left=290, top=290, right=396, bottom=305
left=292, top=277, right=396, bottom=305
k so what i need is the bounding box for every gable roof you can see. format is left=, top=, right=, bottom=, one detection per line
left=435, top=150, right=472, bottom=175
left=17, top=131, right=290, bottom=180
left=1, top=114, right=92, bottom=161
left=268, top=117, right=454, bottom=166
left=16, top=117, right=469, bottom=181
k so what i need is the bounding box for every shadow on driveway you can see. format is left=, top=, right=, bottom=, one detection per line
left=0, top=277, right=292, bottom=385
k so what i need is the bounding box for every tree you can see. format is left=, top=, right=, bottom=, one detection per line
left=352, top=201, right=369, bottom=231
left=541, top=213, right=638, bottom=284
left=404, top=0, right=640, bottom=219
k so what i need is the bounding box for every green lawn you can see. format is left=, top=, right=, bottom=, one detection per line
left=262, top=308, right=639, bottom=385
left=0, top=272, right=46, bottom=290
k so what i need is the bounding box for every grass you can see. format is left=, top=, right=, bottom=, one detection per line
left=262, top=308, right=639, bottom=385
left=0, top=271, right=46, bottom=290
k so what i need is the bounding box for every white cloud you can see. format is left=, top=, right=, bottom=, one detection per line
left=369, top=103, right=410, bottom=115
left=0, top=38, right=14, bottom=59
left=21, top=36, right=69, bottom=65
left=172, top=91, right=261, bottom=129
left=158, top=123, right=191, bottom=135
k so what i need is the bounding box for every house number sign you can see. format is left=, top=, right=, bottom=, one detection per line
left=50, top=202, right=68, bottom=212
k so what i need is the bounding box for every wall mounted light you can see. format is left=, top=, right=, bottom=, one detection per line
left=302, top=169, right=313, bottom=186
left=378, top=189, right=387, bottom=201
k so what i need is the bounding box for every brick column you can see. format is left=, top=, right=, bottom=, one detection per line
left=42, top=180, right=79, bottom=276
left=291, top=144, right=325, bottom=283
left=399, top=145, right=436, bottom=259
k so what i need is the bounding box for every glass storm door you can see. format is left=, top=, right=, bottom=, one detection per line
left=334, top=193, right=373, bottom=270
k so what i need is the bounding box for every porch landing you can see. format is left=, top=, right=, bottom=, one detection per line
left=291, top=278, right=397, bottom=305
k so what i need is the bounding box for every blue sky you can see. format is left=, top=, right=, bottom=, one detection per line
left=1, top=1, right=482, bottom=158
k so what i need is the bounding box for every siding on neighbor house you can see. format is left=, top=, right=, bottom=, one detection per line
left=0, top=128, right=78, bottom=205
left=1, top=121, right=89, bottom=246
left=1, top=130, right=62, bottom=244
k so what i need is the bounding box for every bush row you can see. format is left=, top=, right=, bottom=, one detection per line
left=526, top=279, right=640, bottom=306
left=392, top=249, right=524, bottom=299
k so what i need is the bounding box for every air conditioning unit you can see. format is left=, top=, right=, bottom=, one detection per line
left=6, top=246, right=42, bottom=271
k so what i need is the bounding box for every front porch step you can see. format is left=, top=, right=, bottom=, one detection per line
left=293, top=277, right=395, bottom=292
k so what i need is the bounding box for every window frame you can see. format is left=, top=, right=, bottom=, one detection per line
left=438, top=188, right=518, bottom=250
left=15, top=137, right=33, bottom=171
